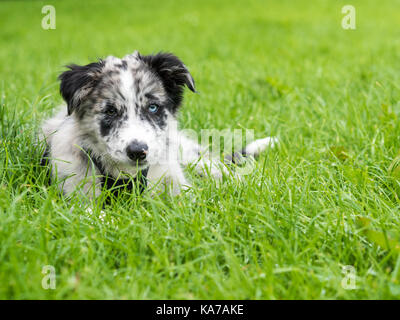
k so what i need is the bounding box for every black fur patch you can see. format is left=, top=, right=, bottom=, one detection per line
left=116, top=60, right=128, bottom=70
left=139, top=52, right=196, bottom=113
left=99, top=105, right=127, bottom=137
left=59, top=61, right=105, bottom=116
left=99, top=115, right=114, bottom=137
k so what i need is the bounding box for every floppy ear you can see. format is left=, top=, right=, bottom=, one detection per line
left=58, top=61, right=104, bottom=115
left=139, top=52, right=196, bottom=110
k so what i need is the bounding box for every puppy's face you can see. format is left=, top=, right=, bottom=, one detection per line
left=59, top=51, right=195, bottom=169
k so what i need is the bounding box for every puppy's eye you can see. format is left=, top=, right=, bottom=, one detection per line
left=148, top=104, right=159, bottom=114
left=105, top=105, right=118, bottom=117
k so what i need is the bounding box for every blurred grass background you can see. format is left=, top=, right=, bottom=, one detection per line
left=1, top=0, right=400, bottom=299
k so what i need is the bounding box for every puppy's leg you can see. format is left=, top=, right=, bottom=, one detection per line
left=177, top=132, right=278, bottom=179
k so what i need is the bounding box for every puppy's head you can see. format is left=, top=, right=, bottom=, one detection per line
left=58, top=51, right=196, bottom=169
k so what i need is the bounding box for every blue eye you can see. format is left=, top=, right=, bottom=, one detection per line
left=148, top=104, right=159, bottom=114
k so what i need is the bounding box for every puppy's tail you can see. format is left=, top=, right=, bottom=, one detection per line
left=224, top=136, right=278, bottom=165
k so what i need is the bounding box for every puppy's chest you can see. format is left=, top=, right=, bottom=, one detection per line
left=86, top=150, right=149, bottom=201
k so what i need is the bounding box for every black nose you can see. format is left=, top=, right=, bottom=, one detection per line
left=126, top=141, right=148, bottom=161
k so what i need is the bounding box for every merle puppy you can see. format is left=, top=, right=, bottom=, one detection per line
left=41, top=51, right=275, bottom=198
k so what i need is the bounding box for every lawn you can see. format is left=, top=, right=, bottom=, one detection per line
left=1, top=0, right=400, bottom=299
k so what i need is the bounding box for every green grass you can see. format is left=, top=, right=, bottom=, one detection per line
left=1, top=0, right=400, bottom=299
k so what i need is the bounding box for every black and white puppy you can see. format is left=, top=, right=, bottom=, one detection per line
left=41, top=51, right=276, bottom=198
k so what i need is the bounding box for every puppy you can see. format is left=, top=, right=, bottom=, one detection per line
left=41, top=51, right=276, bottom=198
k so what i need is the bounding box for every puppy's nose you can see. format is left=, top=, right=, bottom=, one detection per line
left=126, top=141, right=148, bottom=161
